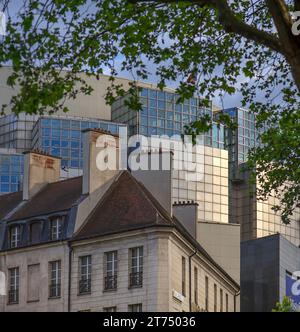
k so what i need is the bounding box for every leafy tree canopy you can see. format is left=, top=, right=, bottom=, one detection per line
left=272, top=296, right=296, bottom=312
left=0, top=0, right=300, bottom=223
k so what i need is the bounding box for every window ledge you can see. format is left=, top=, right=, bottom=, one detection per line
left=48, top=296, right=61, bottom=300
left=77, top=292, right=91, bottom=296
left=103, top=288, right=117, bottom=293
left=128, top=285, right=143, bottom=290
left=27, top=299, right=40, bottom=304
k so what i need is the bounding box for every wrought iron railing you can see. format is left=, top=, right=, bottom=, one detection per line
left=79, top=278, right=91, bottom=294
left=104, top=275, right=117, bottom=290
left=8, top=289, right=19, bottom=304
left=49, top=283, right=61, bottom=298
left=129, top=271, right=143, bottom=288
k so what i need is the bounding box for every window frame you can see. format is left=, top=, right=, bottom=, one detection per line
left=8, top=267, right=19, bottom=305
left=205, top=276, right=209, bottom=312
left=49, top=260, right=62, bottom=299
left=128, top=303, right=143, bottom=312
left=10, top=225, right=21, bottom=248
left=104, top=251, right=118, bottom=291
left=50, top=217, right=63, bottom=241
left=78, top=255, right=92, bottom=295
left=129, top=246, right=143, bottom=288
left=220, top=289, right=223, bottom=312
left=29, top=221, right=41, bottom=244
left=214, top=283, right=217, bottom=312
left=194, top=267, right=198, bottom=305
left=103, top=306, right=117, bottom=312
left=182, top=257, right=186, bottom=297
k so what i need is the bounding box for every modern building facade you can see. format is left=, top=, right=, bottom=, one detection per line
left=0, top=114, right=40, bottom=153
left=31, top=116, right=126, bottom=170
left=0, top=114, right=127, bottom=192
left=223, top=107, right=256, bottom=165
left=0, top=129, right=240, bottom=312
left=241, top=234, right=300, bottom=312
left=112, top=87, right=225, bottom=149
left=111, top=87, right=229, bottom=224
left=172, top=146, right=229, bottom=224
left=231, top=168, right=300, bottom=247
left=0, top=149, right=23, bottom=195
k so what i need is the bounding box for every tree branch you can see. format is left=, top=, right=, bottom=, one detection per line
left=128, top=0, right=284, bottom=54
left=215, top=0, right=283, bottom=55
left=295, top=0, right=300, bottom=11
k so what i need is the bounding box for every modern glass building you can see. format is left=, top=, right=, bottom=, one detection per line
left=112, top=88, right=225, bottom=149
left=222, top=107, right=257, bottom=164
left=0, top=114, right=127, bottom=194
left=0, top=114, right=40, bottom=152
left=31, top=116, right=127, bottom=170
left=0, top=149, right=24, bottom=195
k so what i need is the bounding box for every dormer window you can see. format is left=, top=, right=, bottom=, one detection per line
left=10, top=225, right=21, bottom=248
left=50, top=217, right=63, bottom=241
left=30, top=222, right=41, bottom=244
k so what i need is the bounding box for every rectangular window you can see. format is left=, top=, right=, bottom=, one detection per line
left=194, top=267, right=198, bottom=304
left=49, top=260, right=61, bottom=298
left=104, top=251, right=118, bottom=291
left=129, top=247, right=143, bottom=288
left=30, top=222, right=41, bottom=244
left=182, top=257, right=186, bottom=297
left=10, top=225, right=20, bottom=248
left=226, top=293, right=229, bottom=312
left=214, top=284, right=217, bottom=312
left=220, top=289, right=223, bottom=312
left=8, top=267, right=19, bottom=304
left=103, top=306, right=117, bottom=312
left=27, top=264, right=40, bottom=302
left=79, top=255, right=91, bottom=294
left=128, top=304, right=142, bottom=312
left=205, top=276, right=209, bottom=312
left=50, top=217, right=63, bottom=241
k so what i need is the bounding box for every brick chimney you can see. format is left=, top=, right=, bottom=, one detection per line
left=23, top=150, right=61, bottom=200
left=82, top=129, right=120, bottom=195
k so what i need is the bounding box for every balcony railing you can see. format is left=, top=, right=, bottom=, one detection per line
left=8, top=289, right=19, bottom=304
left=129, top=271, right=143, bottom=288
left=49, top=283, right=61, bottom=298
left=104, top=275, right=117, bottom=290
left=79, top=278, right=91, bottom=294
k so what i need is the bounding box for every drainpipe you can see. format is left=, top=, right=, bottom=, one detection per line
left=234, top=290, right=240, bottom=312
left=68, top=242, right=73, bottom=312
left=189, top=249, right=197, bottom=312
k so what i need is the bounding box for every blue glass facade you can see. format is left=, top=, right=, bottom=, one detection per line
left=223, top=107, right=257, bottom=164
left=0, top=151, right=23, bottom=195
left=32, top=117, right=127, bottom=169
left=111, top=88, right=225, bottom=149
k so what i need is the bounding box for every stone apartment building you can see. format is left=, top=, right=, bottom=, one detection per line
left=0, top=129, right=239, bottom=312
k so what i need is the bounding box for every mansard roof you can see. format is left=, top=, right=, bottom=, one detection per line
left=3, top=176, right=82, bottom=222
left=0, top=191, right=23, bottom=220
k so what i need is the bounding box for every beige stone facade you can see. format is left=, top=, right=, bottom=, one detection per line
left=0, top=242, right=69, bottom=312
left=0, top=228, right=239, bottom=312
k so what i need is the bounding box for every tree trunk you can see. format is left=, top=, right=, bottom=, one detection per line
left=291, top=61, right=300, bottom=92
left=288, top=46, right=300, bottom=93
